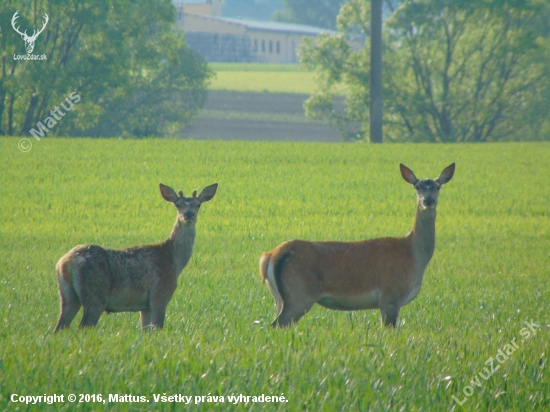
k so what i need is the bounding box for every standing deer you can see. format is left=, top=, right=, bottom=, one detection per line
left=54, top=183, right=218, bottom=332
left=260, top=164, right=455, bottom=327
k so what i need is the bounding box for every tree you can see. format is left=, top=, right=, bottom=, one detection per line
left=272, top=0, right=346, bottom=30
left=0, top=0, right=212, bottom=137
left=300, top=0, right=550, bottom=142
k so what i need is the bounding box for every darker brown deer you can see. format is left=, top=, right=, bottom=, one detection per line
left=260, top=164, right=455, bottom=328
left=54, top=183, right=218, bottom=332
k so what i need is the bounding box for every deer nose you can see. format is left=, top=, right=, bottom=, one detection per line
left=424, top=197, right=435, bottom=207
left=183, top=212, right=195, bottom=220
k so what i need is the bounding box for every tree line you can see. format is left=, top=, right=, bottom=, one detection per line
left=0, top=0, right=211, bottom=137
left=299, top=0, right=550, bottom=142
left=3, top=0, right=549, bottom=142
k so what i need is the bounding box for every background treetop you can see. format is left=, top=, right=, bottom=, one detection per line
left=0, top=0, right=212, bottom=137
left=300, top=0, right=550, bottom=142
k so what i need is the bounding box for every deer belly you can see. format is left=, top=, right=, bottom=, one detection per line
left=317, top=290, right=380, bottom=311
left=402, top=283, right=422, bottom=306
left=105, top=292, right=149, bottom=312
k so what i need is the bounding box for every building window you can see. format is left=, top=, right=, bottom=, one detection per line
left=254, top=39, right=258, bottom=52
left=261, top=40, right=265, bottom=53
left=177, top=10, right=182, bottom=20
left=269, top=40, right=273, bottom=53
left=276, top=41, right=280, bottom=54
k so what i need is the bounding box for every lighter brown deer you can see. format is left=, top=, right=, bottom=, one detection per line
left=260, top=164, right=455, bottom=327
left=54, top=183, right=218, bottom=332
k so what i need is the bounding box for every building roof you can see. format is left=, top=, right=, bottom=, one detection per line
left=186, top=13, right=334, bottom=36
left=222, top=17, right=332, bottom=35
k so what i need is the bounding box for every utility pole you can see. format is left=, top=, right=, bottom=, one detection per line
left=370, top=0, right=383, bottom=143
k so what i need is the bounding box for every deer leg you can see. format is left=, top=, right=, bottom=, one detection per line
left=272, top=265, right=320, bottom=327
left=55, top=300, right=81, bottom=332
left=149, top=283, right=176, bottom=329
left=272, top=300, right=316, bottom=327
left=55, top=277, right=81, bottom=332
left=68, top=256, right=109, bottom=329
left=379, top=301, right=401, bottom=327
left=78, top=305, right=104, bottom=329
left=150, top=306, right=167, bottom=328
left=77, top=291, right=106, bottom=329
left=140, top=309, right=152, bottom=328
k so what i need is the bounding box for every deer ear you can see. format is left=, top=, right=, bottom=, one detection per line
left=198, top=183, right=218, bottom=203
left=436, top=163, right=455, bottom=185
left=400, top=164, right=418, bottom=185
left=159, top=184, right=179, bottom=203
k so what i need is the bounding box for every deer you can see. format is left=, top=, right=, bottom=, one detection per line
left=11, top=11, right=49, bottom=54
left=260, top=163, right=455, bottom=328
left=54, top=183, right=218, bottom=332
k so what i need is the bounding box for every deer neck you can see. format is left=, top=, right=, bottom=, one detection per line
left=166, top=217, right=196, bottom=275
left=410, top=204, right=437, bottom=269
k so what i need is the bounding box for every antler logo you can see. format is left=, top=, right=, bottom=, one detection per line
left=11, top=11, right=49, bottom=54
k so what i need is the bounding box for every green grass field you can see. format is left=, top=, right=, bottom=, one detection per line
left=209, top=63, right=318, bottom=94
left=1, top=138, right=548, bottom=411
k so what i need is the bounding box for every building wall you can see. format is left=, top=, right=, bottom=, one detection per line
left=179, top=13, right=246, bottom=35
left=247, top=31, right=307, bottom=64
left=185, top=33, right=256, bottom=62
left=177, top=13, right=317, bottom=64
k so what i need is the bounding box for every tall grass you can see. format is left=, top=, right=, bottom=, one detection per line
left=0, top=138, right=548, bottom=410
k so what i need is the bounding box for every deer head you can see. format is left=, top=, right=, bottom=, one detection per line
left=400, top=163, right=455, bottom=210
left=159, top=183, right=218, bottom=224
left=11, top=11, right=49, bottom=54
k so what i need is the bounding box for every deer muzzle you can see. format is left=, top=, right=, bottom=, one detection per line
left=423, top=197, right=436, bottom=208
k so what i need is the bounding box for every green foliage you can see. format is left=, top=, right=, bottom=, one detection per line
left=272, top=0, right=346, bottom=29
left=1, top=138, right=549, bottom=410
left=0, top=0, right=212, bottom=137
left=301, top=30, right=363, bottom=140
left=300, top=0, right=550, bottom=142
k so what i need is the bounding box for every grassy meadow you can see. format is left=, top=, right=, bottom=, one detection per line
left=0, top=138, right=548, bottom=411
left=195, top=63, right=343, bottom=142
left=209, top=63, right=318, bottom=94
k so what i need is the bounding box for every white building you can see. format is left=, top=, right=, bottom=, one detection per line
left=174, top=1, right=332, bottom=63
